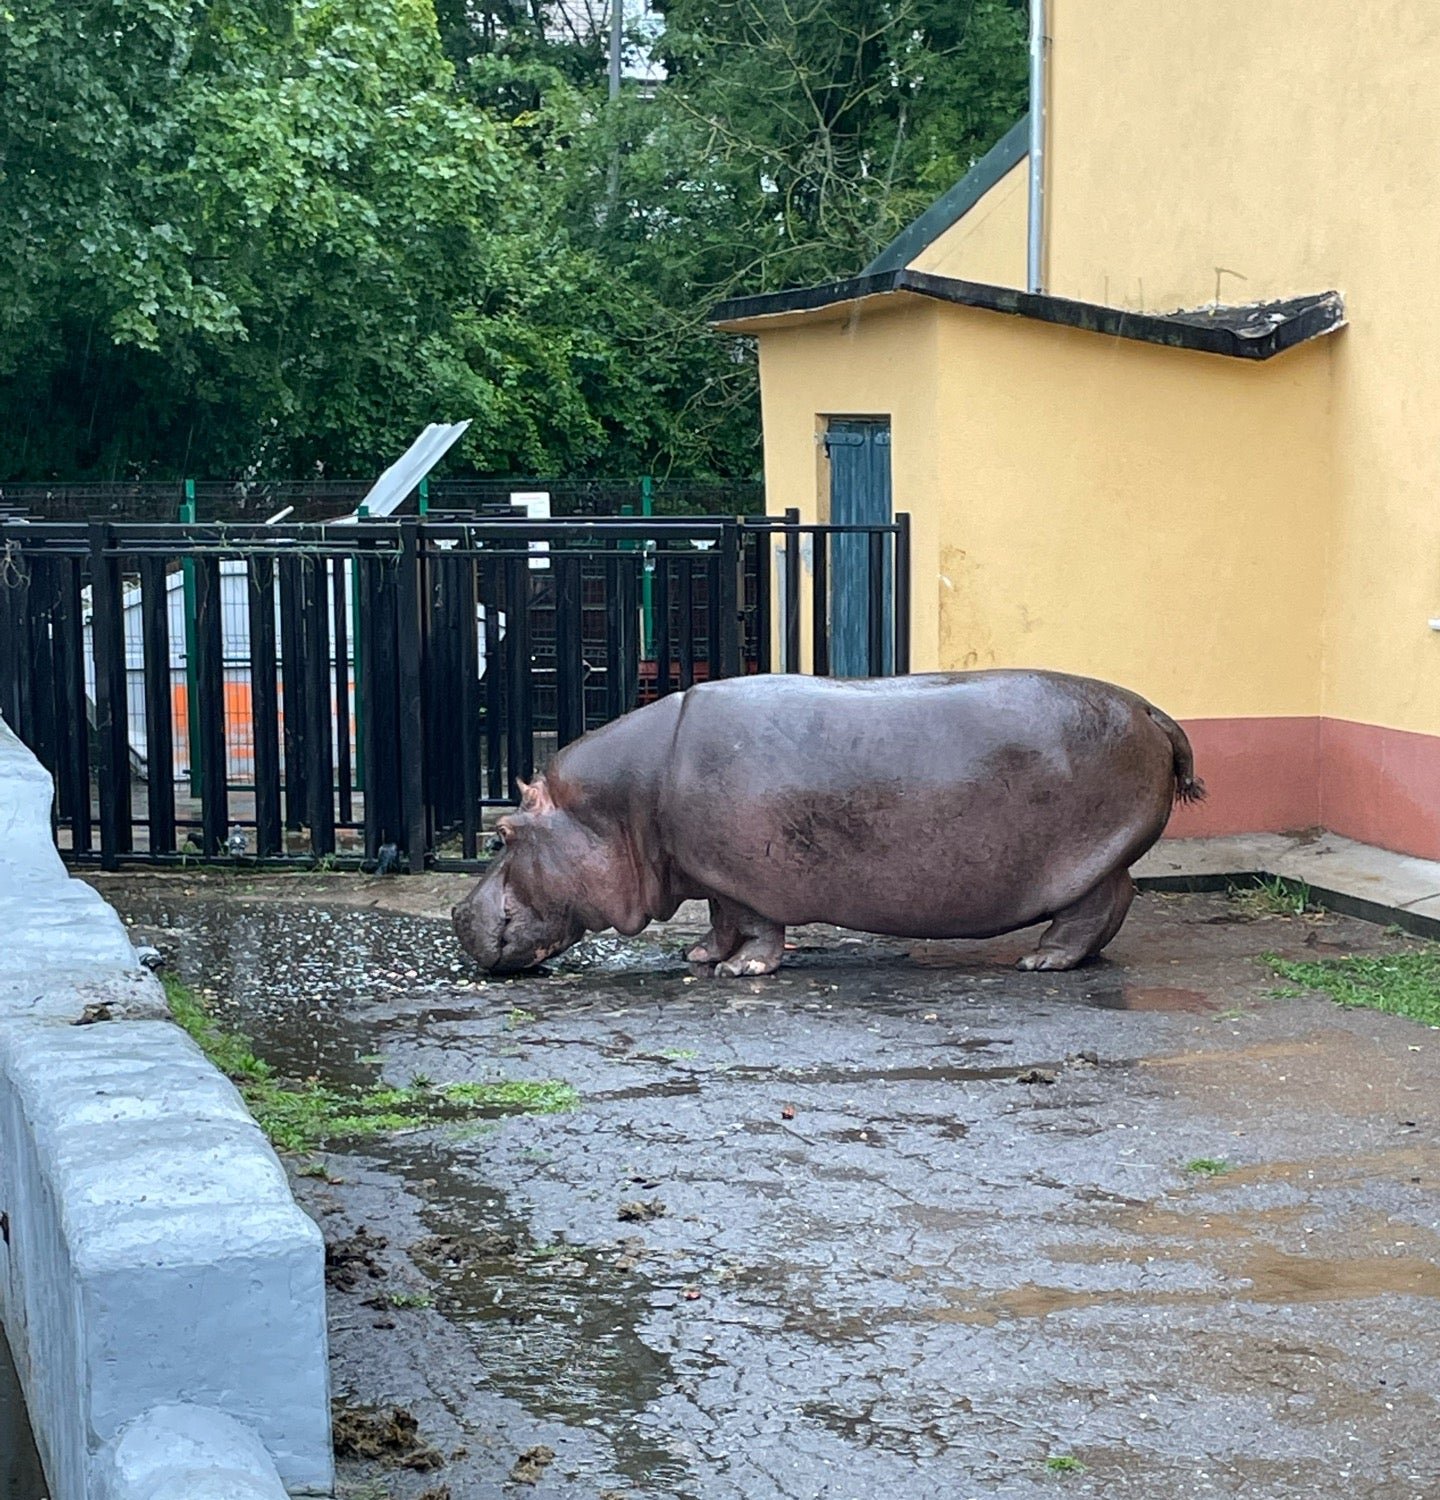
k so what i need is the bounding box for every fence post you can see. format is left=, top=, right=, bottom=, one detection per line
left=138, top=554, right=176, bottom=855
left=867, top=529, right=887, bottom=677
left=0, top=531, right=29, bottom=738
left=640, top=476, right=654, bottom=658
left=811, top=528, right=830, bottom=677
left=457, top=539, right=480, bottom=859
left=302, top=556, right=335, bottom=858
left=357, top=546, right=394, bottom=864
left=554, top=550, right=585, bottom=746
left=247, top=555, right=283, bottom=856
left=194, top=554, right=229, bottom=856
left=180, top=480, right=201, bottom=795
left=59, top=557, right=92, bottom=855
left=652, top=537, right=671, bottom=696
left=503, top=553, right=534, bottom=797
left=604, top=552, right=624, bottom=721
left=751, top=522, right=771, bottom=675
left=783, top=507, right=801, bottom=673
left=331, top=557, right=353, bottom=827
left=482, top=555, right=503, bottom=800
left=894, top=512, right=911, bottom=675
left=278, top=556, right=309, bottom=831
left=397, top=520, right=427, bottom=872
left=352, top=506, right=366, bottom=793
left=717, top=520, right=741, bottom=679
left=89, top=523, right=129, bottom=868
left=677, top=553, right=694, bottom=690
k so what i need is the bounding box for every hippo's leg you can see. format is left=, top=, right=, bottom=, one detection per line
left=686, top=900, right=743, bottom=965
left=715, top=919, right=786, bottom=977
left=1017, top=870, right=1134, bottom=972
left=688, top=897, right=785, bottom=977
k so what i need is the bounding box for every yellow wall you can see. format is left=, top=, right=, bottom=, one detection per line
left=757, top=298, right=944, bottom=670
left=1046, top=0, right=1440, bottom=736
left=745, top=1, right=1440, bottom=741
left=750, top=295, right=1333, bottom=720
left=908, top=160, right=1028, bottom=287
left=932, top=305, right=1332, bottom=718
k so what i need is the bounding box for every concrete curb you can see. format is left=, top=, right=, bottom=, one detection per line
left=1136, top=831, right=1440, bottom=940
left=92, top=1405, right=288, bottom=1500
left=0, top=717, right=333, bottom=1500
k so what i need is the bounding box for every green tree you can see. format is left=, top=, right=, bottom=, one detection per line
left=0, top=0, right=1026, bottom=483
left=0, top=0, right=679, bottom=478
left=547, top=0, right=1027, bottom=475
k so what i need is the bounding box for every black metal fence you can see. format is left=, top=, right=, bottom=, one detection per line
left=0, top=511, right=909, bottom=871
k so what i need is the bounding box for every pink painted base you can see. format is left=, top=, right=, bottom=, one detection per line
left=1164, top=716, right=1440, bottom=862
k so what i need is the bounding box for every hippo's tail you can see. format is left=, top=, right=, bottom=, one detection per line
left=1146, top=705, right=1207, bottom=806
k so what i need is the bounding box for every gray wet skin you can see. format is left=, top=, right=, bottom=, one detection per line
left=452, top=670, right=1203, bottom=978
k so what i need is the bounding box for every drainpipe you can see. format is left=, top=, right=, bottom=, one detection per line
left=1026, top=0, right=1049, bottom=294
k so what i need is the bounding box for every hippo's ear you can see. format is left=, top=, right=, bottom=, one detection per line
left=517, top=777, right=555, bottom=815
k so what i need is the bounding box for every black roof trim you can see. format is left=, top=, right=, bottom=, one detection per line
left=862, top=116, right=1030, bottom=277
left=709, top=269, right=1346, bottom=361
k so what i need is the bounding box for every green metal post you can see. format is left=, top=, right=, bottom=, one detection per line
left=640, top=476, right=655, bottom=658
left=180, top=480, right=201, bottom=794
left=418, top=478, right=429, bottom=517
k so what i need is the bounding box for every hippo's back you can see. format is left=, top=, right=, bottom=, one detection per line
left=657, top=671, right=1178, bottom=937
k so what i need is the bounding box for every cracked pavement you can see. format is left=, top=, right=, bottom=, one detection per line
left=98, top=874, right=1440, bottom=1500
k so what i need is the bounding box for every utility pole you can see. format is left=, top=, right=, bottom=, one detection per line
left=604, top=0, right=623, bottom=216
left=609, top=0, right=622, bottom=99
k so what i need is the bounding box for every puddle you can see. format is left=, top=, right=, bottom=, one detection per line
left=1090, top=984, right=1215, bottom=1013
left=377, top=1143, right=696, bottom=1495
left=938, top=1244, right=1440, bottom=1328
left=114, top=894, right=470, bottom=1082
left=0, top=1326, right=45, bottom=1500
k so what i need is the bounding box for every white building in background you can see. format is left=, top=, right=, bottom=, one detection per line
left=549, top=0, right=666, bottom=88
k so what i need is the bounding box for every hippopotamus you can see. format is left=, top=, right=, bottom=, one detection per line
left=452, top=670, right=1203, bottom=977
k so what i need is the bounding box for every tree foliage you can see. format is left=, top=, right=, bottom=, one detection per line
left=0, top=0, right=1026, bottom=482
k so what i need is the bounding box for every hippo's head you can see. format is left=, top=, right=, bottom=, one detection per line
left=451, top=777, right=624, bottom=973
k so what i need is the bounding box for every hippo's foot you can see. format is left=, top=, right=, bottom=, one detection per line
left=687, top=899, right=742, bottom=965
left=715, top=930, right=785, bottom=978
left=1017, top=869, right=1135, bottom=972
left=688, top=898, right=785, bottom=976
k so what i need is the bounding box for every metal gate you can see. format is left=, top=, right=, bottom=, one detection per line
left=0, top=511, right=911, bottom=872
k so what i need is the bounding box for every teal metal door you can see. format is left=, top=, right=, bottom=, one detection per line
left=826, top=418, right=892, bottom=676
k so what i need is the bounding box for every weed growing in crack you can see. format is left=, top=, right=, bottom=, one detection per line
left=1229, top=876, right=1313, bottom=920
left=382, top=1290, right=434, bottom=1309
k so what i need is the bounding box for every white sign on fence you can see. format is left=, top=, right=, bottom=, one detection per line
left=510, top=491, right=551, bottom=569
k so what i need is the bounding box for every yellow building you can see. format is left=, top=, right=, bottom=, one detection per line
left=711, top=1, right=1440, bottom=861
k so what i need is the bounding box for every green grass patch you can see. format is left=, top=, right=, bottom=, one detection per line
left=162, top=976, right=577, bottom=1153
left=1268, top=949, right=1440, bottom=1028
left=380, top=1290, right=433, bottom=1309
left=1184, top=1157, right=1230, bottom=1177
left=1229, top=876, right=1312, bottom=920
left=1045, top=1456, right=1085, bottom=1475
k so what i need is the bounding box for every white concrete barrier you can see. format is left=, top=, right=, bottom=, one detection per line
left=0, top=716, right=333, bottom=1499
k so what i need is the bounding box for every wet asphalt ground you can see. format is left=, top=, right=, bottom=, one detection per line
left=94, top=873, right=1440, bottom=1500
